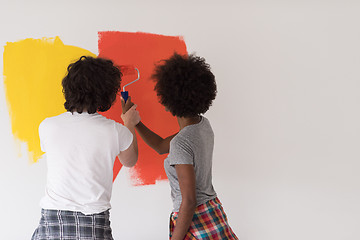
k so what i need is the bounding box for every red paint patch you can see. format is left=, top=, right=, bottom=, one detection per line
left=98, top=32, right=187, bottom=185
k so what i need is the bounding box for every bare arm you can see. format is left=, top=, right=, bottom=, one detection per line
left=122, top=97, right=177, bottom=155
left=171, top=164, right=197, bottom=240
left=118, top=123, right=138, bottom=167
left=118, top=103, right=140, bottom=167
left=135, top=121, right=177, bottom=154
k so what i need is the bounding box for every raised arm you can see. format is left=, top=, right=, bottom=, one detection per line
left=135, top=122, right=177, bottom=155
left=121, top=97, right=177, bottom=155
left=118, top=102, right=140, bottom=167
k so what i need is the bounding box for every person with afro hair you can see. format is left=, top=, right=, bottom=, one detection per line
left=125, top=53, right=238, bottom=239
left=32, top=56, right=140, bottom=240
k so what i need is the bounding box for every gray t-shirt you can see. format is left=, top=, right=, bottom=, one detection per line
left=164, top=116, right=217, bottom=212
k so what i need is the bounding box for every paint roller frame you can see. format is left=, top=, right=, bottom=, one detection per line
left=121, top=67, right=140, bottom=102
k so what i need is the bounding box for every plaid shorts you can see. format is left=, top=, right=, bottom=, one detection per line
left=31, top=209, right=113, bottom=240
left=170, top=198, right=238, bottom=240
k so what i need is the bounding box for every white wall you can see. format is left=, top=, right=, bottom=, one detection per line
left=1, top=0, right=360, bottom=239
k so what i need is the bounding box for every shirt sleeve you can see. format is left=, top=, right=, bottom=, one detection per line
left=169, top=136, right=194, bottom=166
left=115, top=122, right=133, bottom=152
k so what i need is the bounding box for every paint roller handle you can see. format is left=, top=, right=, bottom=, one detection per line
left=121, top=94, right=135, bottom=114
left=121, top=91, right=129, bottom=103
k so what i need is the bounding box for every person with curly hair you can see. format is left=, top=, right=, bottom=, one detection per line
left=31, top=56, right=140, bottom=240
left=126, top=53, right=238, bottom=239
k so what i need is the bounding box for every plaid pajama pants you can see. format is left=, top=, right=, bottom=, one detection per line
left=170, top=197, right=238, bottom=239
left=31, top=209, right=113, bottom=240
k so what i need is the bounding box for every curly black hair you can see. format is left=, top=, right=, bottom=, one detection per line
left=152, top=53, right=217, bottom=117
left=62, top=56, right=122, bottom=114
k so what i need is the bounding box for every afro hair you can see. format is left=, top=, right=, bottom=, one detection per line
left=153, top=53, right=217, bottom=117
left=62, top=56, right=122, bottom=114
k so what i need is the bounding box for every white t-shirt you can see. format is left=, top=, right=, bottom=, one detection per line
left=38, top=112, right=133, bottom=215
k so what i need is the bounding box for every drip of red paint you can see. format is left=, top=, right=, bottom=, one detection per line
left=98, top=31, right=187, bottom=185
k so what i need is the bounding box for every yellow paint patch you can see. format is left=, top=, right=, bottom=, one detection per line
left=3, top=37, right=96, bottom=163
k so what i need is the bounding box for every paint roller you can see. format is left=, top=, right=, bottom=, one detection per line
left=119, top=65, right=140, bottom=103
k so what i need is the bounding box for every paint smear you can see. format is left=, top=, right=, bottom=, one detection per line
left=98, top=31, right=187, bottom=185
left=3, top=37, right=96, bottom=163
